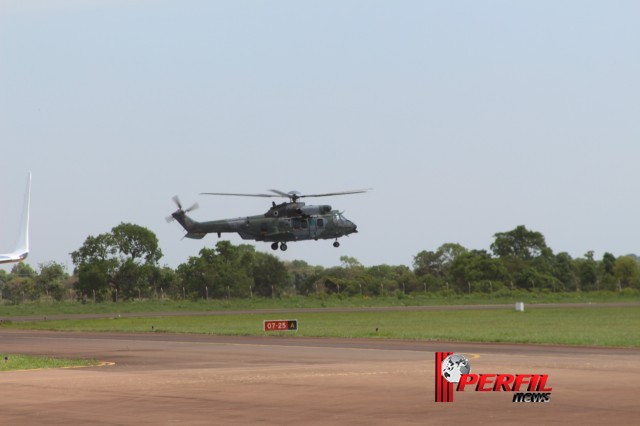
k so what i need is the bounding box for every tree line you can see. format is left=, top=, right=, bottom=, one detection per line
left=1, top=223, right=639, bottom=303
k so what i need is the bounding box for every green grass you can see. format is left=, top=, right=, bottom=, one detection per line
left=0, top=354, right=100, bottom=372
left=6, top=306, right=639, bottom=348
left=1, top=291, right=638, bottom=317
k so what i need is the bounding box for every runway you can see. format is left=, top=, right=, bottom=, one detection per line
left=0, top=330, right=638, bottom=425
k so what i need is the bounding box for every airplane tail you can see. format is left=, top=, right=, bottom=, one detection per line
left=16, top=172, right=31, bottom=255
left=0, top=172, right=31, bottom=264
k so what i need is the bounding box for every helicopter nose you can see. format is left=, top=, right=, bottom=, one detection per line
left=348, top=221, right=357, bottom=233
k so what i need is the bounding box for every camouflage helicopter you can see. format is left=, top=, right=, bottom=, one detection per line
left=167, top=189, right=368, bottom=251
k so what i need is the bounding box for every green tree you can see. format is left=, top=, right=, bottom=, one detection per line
left=151, top=266, right=180, bottom=299
left=413, top=243, right=467, bottom=278
left=176, top=242, right=265, bottom=299
left=111, top=223, right=163, bottom=264
left=413, top=250, right=445, bottom=278
left=598, top=252, right=617, bottom=290
left=340, top=256, right=362, bottom=269
left=490, top=226, right=553, bottom=289
left=0, top=269, right=8, bottom=299
left=338, top=256, right=369, bottom=295
left=576, top=251, right=598, bottom=291
left=449, top=250, right=507, bottom=293
left=491, top=225, right=549, bottom=260
left=36, top=262, right=68, bottom=301
left=317, top=266, right=350, bottom=295
left=2, top=263, right=38, bottom=302
left=252, top=252, right=289, bottom=297
left=75, top=262, right=111, bottom=302
left=413, top=243, right=466, bottom=292
left=439, top=243, right=468, bottom=267
left=286, top=260, right=324, bottom=295
left=10, top=262, right=36, bottom=278
left=551, top=252, right=577, bottom=291
left=365, top=265, right=395, bottom=295
left=613, top=255, right=640, bottom=290
left=70, top=223, right=163, bottom=301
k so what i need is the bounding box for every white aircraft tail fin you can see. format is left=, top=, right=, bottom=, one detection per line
left=0, top=172, right=31, bottom=265
left=16, top=172, right=31, bottom=254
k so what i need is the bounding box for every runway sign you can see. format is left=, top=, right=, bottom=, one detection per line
left=263, top=319, right=298, bottom=332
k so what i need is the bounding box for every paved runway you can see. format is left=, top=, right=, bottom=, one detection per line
left=0, top=330, right=638, bottom=425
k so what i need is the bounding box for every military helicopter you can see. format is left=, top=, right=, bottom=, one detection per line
left=167, top=189, right=368, bottom=251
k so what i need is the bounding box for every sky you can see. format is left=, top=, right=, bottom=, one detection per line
left=1, top=1, right=639, bottom=273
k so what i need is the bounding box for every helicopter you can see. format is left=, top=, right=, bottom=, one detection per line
left=167, top=189, right=368, bottom=251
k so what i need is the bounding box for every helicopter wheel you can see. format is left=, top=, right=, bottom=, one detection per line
left=333, top=241, right=340, bottom=248
left=280, top=243, right=288, bottom=251
left=271, top=242, right=279, bottom=251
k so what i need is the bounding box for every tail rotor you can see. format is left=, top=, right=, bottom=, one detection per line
left=166, top=195, right=199, bottom=223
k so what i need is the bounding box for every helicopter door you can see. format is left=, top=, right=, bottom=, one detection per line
left=309, top=217, right=317, bottom=238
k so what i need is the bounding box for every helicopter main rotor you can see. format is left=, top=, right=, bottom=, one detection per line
left=201, top=189, right=370, bottom=203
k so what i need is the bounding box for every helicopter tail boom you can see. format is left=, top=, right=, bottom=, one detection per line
left=170, top=209, right=198, bottom=231
left=168, top=196, right=240, bottom=239
left=167, top=196, right=206, bottom=238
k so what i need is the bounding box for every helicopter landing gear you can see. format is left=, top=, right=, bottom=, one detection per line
left=333, top=241, right=340, bottom=248
left=271, top=242, right=279, bottom=251
left=280, top=243, right=288, bottom=251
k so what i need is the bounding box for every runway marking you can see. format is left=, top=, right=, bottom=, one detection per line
left=66, top=360, right=116, bottom=368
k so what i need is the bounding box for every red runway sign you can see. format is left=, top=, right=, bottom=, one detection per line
left=263, top=320, right=298, bottom=332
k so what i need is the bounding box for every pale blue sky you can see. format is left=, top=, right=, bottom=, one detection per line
left=1, top=1, right=639, bottom=272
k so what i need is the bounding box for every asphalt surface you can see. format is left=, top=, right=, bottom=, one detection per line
left=1, top=329, right=639, bottom=425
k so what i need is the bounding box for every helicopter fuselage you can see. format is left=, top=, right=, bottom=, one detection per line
left=171, top=204, right=357, bottom=250
left=170, top=189, right=368, bottom=251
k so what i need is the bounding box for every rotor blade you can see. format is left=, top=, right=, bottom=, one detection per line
left=172, top=195, right=182, bottom=209
left=185, top=202, right=199, bottom=213
left=268, top=189, right=292, bottom=198
left=297, top=189, right=372, bottom=198
left=200, top=192, right=280, bottom=198
left=201, top=188, right=372, bottom=200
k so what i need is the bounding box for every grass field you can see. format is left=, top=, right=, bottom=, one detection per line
left=0, top=354, right=100, bottom=372
left=0, top=291, right=638, bottom=317
left=5, top=305, right=639, bottom=348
